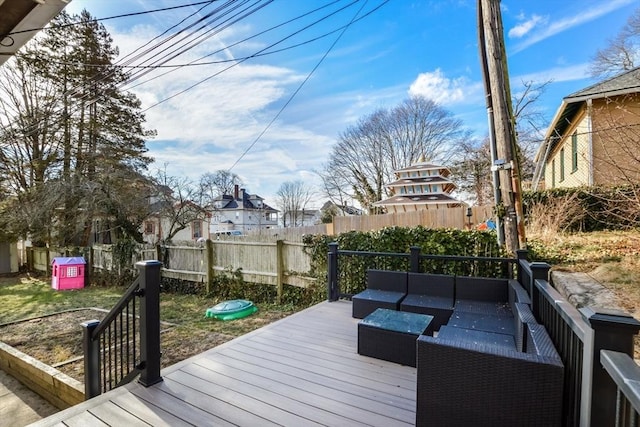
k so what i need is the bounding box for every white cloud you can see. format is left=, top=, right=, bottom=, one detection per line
left=408, top=69, right=481, bottom=106
left=513, top=63, right=590, bottom=85
left=508, top=14, right=546, bottom=39
left=511, top=0, right=637, bottom=53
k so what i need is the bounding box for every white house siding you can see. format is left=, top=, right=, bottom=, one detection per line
left=544, top=110, right=591, bottom=189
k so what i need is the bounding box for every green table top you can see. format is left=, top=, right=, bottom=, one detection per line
left=361, top=308, right=433, bottom=335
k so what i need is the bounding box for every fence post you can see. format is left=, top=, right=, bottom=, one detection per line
left=276, top=240, right=284, bottom=303
left=327, top=242, right=339, bottom=301
left=515, top=249, right=527, bottom=283
left=528, top=262, right=550, bottom=318
left=81, top=319, right=101, bottom=399
left=137, top=260, right=163, bottom=387
left=580, top=308, right=640, bottom=427
left=206, top=239, right=214, bottom=294
left=410, top=246, right=421, bottom=273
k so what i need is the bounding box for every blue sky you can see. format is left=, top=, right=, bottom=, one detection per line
left=63, top=0, right=638, bottom=208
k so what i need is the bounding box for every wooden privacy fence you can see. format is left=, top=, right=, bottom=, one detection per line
left=29, top=240, right=317, bottom=300
left=245, top=205, right=496, bottom=239
left=332, top=205, right=494, bottom=234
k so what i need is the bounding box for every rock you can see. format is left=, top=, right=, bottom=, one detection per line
left=551, top=271, right=620, bottom=310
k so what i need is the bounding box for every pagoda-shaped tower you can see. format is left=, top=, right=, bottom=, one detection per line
left=373, top=159, right=465, bottom=213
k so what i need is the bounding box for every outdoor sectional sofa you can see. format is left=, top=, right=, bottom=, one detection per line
left=352, top=270, right=565, bottom=426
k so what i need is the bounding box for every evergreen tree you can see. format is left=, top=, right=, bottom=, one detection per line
left=0, top=10, right=155, bottom=246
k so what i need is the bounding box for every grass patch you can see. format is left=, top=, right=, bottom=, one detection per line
left=0, top=276, right=125, bottom=324
left=0, top=275, right=302, bottom=381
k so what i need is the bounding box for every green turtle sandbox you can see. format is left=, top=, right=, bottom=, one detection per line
left=205, top=299, right=258, bottom=320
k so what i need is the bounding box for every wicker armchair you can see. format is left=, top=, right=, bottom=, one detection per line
left=416, top=323, right=564, bottom=426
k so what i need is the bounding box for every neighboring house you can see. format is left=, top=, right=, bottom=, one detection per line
left=320, top=201, right=364, bottom=217
left=534, top=67, right=640, bottom=190
left=281, top=209, right=321, bottom=227
left=142, top=200, right=211, bottom=245
left=0, top=0, right=70, bottom=66
left=208, top=185, right=278, bottom=233
left=373, top=159, right=466, bottom=213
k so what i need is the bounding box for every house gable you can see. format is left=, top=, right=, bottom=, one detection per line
left=536, top=67, right=640, bottom=190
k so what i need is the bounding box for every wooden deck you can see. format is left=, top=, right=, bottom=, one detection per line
left=30, top=301, right=416, bottom=426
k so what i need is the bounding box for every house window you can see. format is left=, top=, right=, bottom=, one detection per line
left=571, top=132, right=578, bottom=172
left=559, top=148, right=565, bottom=182
left=144, top=221, right=155, bottom=234
left=552, top=159, right=556, bottom=187
left=192, top=221, right=202, bottom=239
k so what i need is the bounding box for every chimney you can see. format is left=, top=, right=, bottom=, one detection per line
left=234, top=184, right=239, bottom=200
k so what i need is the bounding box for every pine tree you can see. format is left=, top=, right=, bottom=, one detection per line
left=0, top=10, right=155, bottom=246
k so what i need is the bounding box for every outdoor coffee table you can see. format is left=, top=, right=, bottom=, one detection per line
left=358, top=308, right=434, bottom=367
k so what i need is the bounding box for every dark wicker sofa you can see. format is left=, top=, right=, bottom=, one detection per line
left=415, top=279, right=564, bottom=426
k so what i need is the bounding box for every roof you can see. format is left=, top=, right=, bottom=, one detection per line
left=565, top=67, right=640, bottom=102
left=544, top=67, right=640, bottom=144
left=373, top=193, right=465, bottom=207
left=211, top=189, right=278, bottom=212
left=393, top=162, right=451, bottom=177
left=385, top=176, right=456, bottom=193
left=51, top=256, right=86, bottom=265
left=535, top=66, right=640, bottom=165
left=0, top=0, right=71, bottom=66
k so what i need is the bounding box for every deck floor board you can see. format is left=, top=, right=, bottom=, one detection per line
left=29, top=301, right=416, bottom=427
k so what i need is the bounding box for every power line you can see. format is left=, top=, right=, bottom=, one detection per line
left=0, top=1, right=217, bottom=38
left=15, top=1, right=356, bottom=77
left=1, top=0, right=392, bottom=174
left=229, top=0, right=388, bottom=171
left=140, top=0, right=365, bottom=111
left=0, top=0, right=346, bottom=148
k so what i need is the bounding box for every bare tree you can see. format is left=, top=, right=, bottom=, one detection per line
left=512, top=79, right=552, bottom=181
left=276, top=180, right=314, bottom=227
left=321, top=96, right=468, bottom=213
left=590, top=7, right=640, bottom=78
left=154, top=167, right=207, bottom=243
left=450, top=138, right=493, bottom=205
left=449, top=80, right=549, bottom=205
left=198, top=170, right=242, bottom=206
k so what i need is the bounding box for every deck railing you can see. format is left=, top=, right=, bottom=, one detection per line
left=327, top=242, right=516, bottom=300
left=81, top=260, right=162, bottom=399
left=600, top=350, right=640, bottom=426
left=518, top=258, right=640, bottom=427
left=328, top=244, right=640, bottom=426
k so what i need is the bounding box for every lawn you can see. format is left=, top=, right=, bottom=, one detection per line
left=0, top=275, right=298, bottom=381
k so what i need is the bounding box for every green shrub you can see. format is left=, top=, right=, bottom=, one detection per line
left=523, top=185, right=640, bottom=232
left=304, top=226, right=505, bottom=296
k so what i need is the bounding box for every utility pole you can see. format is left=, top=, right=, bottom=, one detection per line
left=477, top=0, right=525, bottom=254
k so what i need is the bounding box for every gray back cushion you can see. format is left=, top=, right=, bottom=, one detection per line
left=366, top=269, right=408, bottom=293
left=407, top=273, right=454, bottom=299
